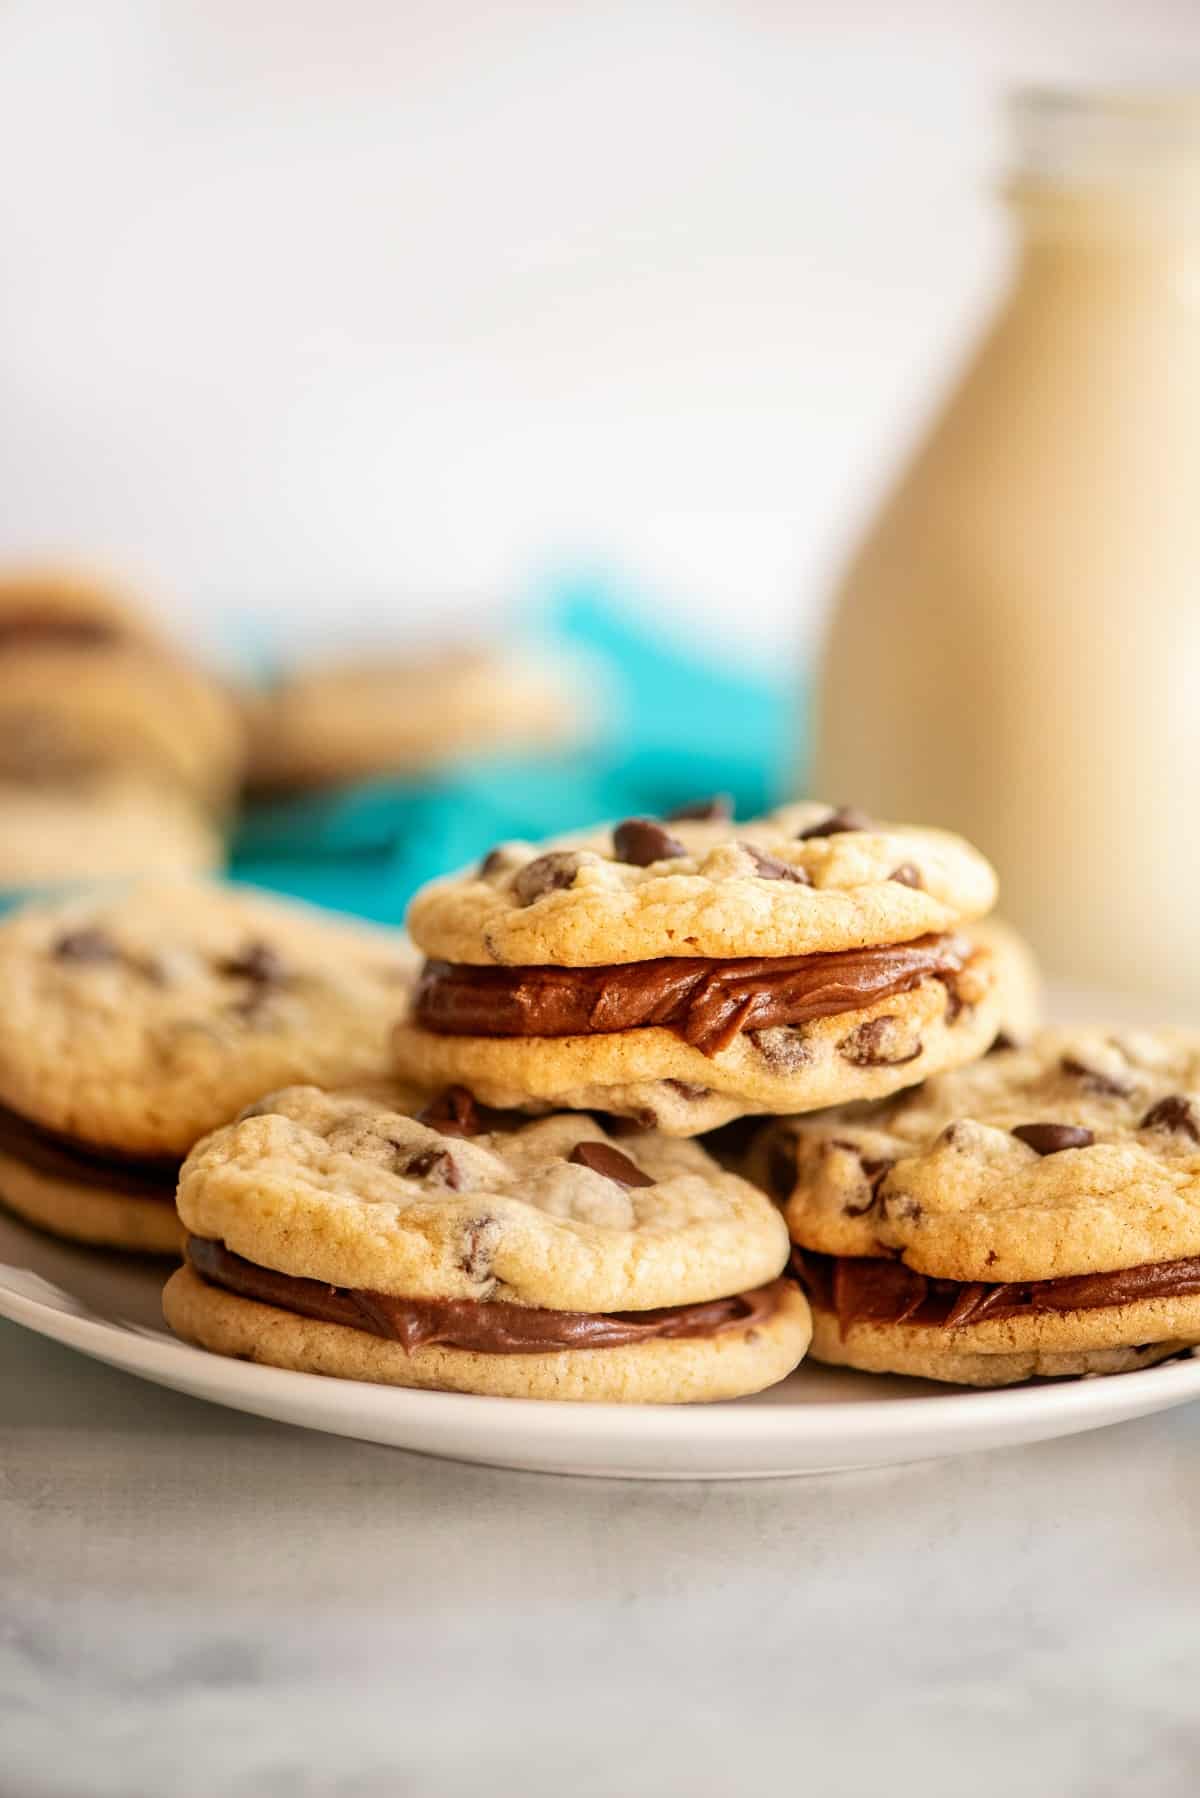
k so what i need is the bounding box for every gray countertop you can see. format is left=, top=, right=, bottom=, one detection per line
left=4, top=1316, right=1200, bottom=1798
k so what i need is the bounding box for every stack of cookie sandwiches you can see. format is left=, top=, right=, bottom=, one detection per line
left=176, top=798, right=992, bottom=1404
left=153, top=801, right=1200, bottom=1400
left=163, top=1087, right=810, bottom=1403
left=393, top=801, right=1015, bottom=1132
left=752, top=1029, right=1200, bottom=1385
left=158, top=799, right=1008, bottom=1404
left=0, top=880, right=415, bottom=1252
left=0, top=566, right=244, bottom=885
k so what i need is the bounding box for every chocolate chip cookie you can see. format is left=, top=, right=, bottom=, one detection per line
left=751, top=1028, right=1200, bottom=1385
left=0, top=880, right=417, bottom=1251
left=163, top=1084, right=810, bottom=1402
left=245, top=646, right=577, bottom=792
left=394, top=803, right=1011, bottom=1134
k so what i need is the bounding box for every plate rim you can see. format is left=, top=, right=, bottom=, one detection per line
left=4, top=1261, right=1200, bottom=1457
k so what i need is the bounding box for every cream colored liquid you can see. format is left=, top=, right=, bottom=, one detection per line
left=813, top=185, right=1200, bottom=996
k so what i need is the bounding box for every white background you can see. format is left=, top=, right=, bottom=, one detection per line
left=1, top=0, right=1197, bottom=663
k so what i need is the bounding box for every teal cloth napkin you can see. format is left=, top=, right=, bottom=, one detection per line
left=229, top=576, right=797, bottom=924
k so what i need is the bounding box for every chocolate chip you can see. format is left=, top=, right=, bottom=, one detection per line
left=459, top=1215, right=501, bottom=1282
left=1012, top=1122, right=1095, bottom=1156
left=664, top=795, right=733, bottom=822
left=419, top=1086, right=482, bottom=1137
left=511, top=851, right=584, bottom=905
left=221, top=941, right=286, bottom=984
left=796, top=806, right=873, bottom=840
left=611, top=818, right=686, bottom=867
left=1140, top=1095, right=1200, bottom=1144
left=843, top=1154, right=894, bottom=1217
left=1060, top=1054, right=1132, bottom=1098
left=740, top=844, right=811, bottom=884
left=838, top=1015, right=922, bottom=1068
left=420, top=1090, right=528, bottom=1138
left=747, top=1026, right=811, bottom=1074
left=53, top=928, right=118, bottom=964
left=604, top=1108, right=659, bottom=1135
left=478, top=847, right=510, bottom=876
left=889, top=863, right=923, bottom=889
left=568, top=1141, right=655, bottom=1188
left=403, top=1146, right=462, bottom=1189
left=988, top=1031, right=1018, bottom=1054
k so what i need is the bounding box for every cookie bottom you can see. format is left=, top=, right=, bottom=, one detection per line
left=0, top=1148, right=182, bottom=1255
left=393, top=963, right=1005, bottom=1137
left=808, top=1306, right=1194, bottom=1388
left=163, top=1265, right=812, bottom=1403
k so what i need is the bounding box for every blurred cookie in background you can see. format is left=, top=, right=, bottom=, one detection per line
left=245, top=646, right=578, bottom=794
left=0, top=772, right=223, bottom=889
left=0, top=564, right=245, bottom=813
left=0, top=564, right=160, bottom=649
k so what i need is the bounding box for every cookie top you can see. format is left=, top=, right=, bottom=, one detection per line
left=762, top=1027, right=1200, bottom=1282
left=177, top=1084, right=791, bottom=1311
left=406, top=803, right=997, bottom=967
left=0, top=775, right=223, bottom=885
left=0, top=881, right=417, bottom=1154
left=245, top=647, right=576, bottom=791
left=0, top=565, right=156, bottom=647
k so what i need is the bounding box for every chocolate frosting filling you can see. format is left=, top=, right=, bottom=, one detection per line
left=0, top=1101, right=180, bottom=1200
left=416, top=933, right=970, bottom=1057
left=187, top=1236, right=786, bottom=1354
left=793, top=1248, right=1200, bottom=1334
left=0, top=612, right=122, bottom=651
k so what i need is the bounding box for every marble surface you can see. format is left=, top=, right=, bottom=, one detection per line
left=3, top=1317, right=1200, bottom=1797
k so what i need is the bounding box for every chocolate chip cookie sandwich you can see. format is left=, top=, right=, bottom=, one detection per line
left=754, top=1029, right=1200, bottom=1386
left=393, top=801, right=1007, bottom=1136
left=0, top=880, right=415, bottom=1253
left=245, top=645, right=576, bottom=793
left=164, top=1085, right=809, bottom=1402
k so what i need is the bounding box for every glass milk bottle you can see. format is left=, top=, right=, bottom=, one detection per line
left=813, top=91, right=1200, bottom=998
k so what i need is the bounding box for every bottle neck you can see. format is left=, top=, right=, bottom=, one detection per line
left=1007, top=89, right=1200, bottom=261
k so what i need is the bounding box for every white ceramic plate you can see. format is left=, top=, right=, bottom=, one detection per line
left=3, top=1209, right=1199, bottom=1479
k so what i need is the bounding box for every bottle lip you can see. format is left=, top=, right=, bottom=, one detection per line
left=1010, top=86, right=1200, bottom=195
